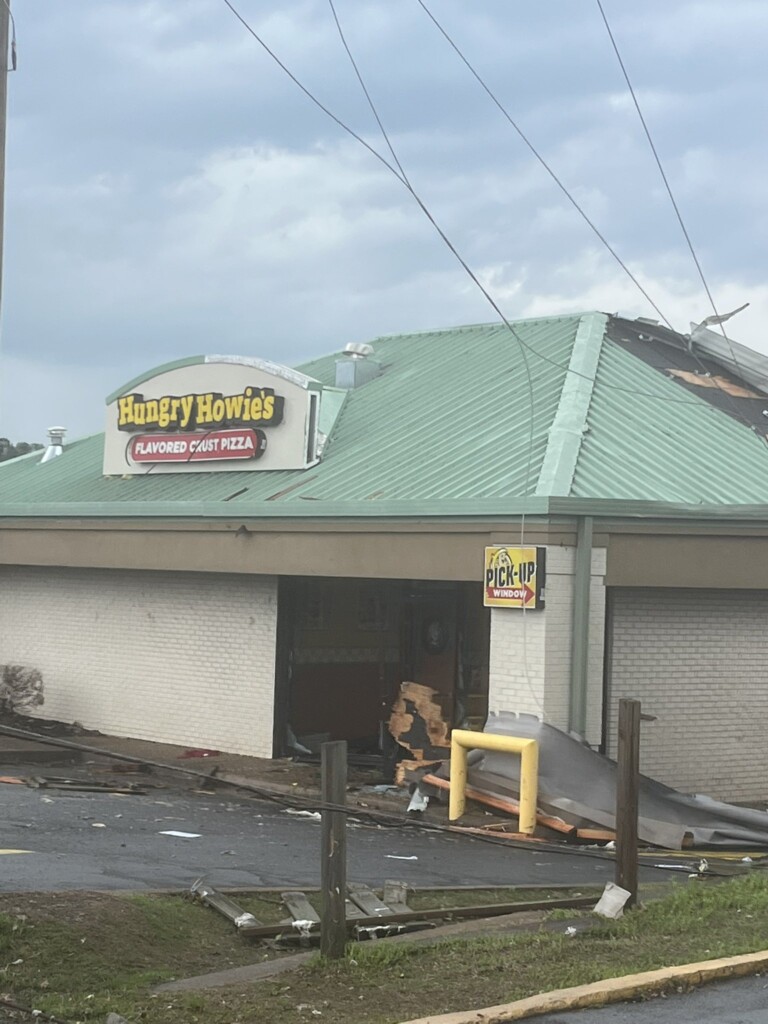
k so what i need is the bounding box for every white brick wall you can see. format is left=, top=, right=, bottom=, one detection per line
left=488, top=546, right=606, bottom=745
left=607, top=588, right=768, bottom=801
left=0, top=566, right=278, bottom=757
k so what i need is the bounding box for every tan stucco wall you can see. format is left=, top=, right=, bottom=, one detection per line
left=0, top=521, right=571, bottom=581
left=607, top=533, right=768, bottom=589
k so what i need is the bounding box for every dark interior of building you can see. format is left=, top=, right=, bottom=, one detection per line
left=274, top=577, right=490, bottom=758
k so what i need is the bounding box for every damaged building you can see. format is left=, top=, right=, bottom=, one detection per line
left=2, top=311, right=768, bottom=801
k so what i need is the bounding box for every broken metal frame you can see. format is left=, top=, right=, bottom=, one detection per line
left=189, top=878, right=262, bottom=933
left=449, top=728, right=539, bottom=833
left=190, top=879, right=597, bottom=940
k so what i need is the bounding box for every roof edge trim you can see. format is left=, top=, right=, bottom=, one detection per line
left=105, top=356, right=206, bottom=404
left=535, top=312, right=607, bottom=497
left=105, top=356, right=321, bottom=405
left=549, top=496, right=768, bottom=521
left=0, top=498, right=552, bottom=520
left=369, top=310, right=596, bottom=341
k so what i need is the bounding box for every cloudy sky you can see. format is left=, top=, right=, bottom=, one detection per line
left=1, top=0, right=767, bottom=441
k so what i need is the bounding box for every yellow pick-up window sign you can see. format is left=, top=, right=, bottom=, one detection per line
left=484, top=546, right=545, bottom=609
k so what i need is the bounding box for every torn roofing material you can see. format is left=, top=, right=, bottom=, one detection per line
left=438, top=713, right=768, bottom=850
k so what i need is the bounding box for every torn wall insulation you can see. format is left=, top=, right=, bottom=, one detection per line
left=388, top=681, right=451, bottom=766
left=664, top=368, right=760, bottom=399
left=439, top=713, right=768, bottom=849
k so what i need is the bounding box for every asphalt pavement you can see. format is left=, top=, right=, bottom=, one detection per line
left=537, top=975, right=768, bottom=1022
left=0, top=772, right=674, bottom=892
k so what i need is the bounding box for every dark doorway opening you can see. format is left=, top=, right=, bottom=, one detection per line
left=274, top=577, right=489, bottom=757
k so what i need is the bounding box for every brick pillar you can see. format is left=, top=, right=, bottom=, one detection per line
left=488, top=546, right=606, bottom=745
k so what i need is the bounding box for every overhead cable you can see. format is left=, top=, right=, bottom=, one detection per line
left=218, top=0, right=743, bottom=415
left=594, top=0, right=761, bottom=437
left=415, top=0, right=674, bottom=331
left=325, top=0, right=549, bottom=715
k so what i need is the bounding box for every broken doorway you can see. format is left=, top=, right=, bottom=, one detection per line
left=274, top=578, right=489, bottom=756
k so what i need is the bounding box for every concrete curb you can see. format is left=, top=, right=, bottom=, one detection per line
left=398, top=949, right=768, bottom=1024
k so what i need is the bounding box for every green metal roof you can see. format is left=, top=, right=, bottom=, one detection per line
left=3, top=310, right=768, bottom=520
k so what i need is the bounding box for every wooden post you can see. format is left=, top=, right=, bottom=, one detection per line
left=320, top=740, right=347, bottom=959
left=615, top=698, right=641, bottom=907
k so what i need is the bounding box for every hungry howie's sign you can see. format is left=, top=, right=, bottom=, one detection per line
left=102, top=356, right=321, bottom=476
left=129, top=428, right=267, bottom=463
left=116, top=387, right=284, bottom=432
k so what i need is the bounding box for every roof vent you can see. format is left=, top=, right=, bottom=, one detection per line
left=335, top=342, right=381, bottom=389
left=344, top=342, right=375, bottom=359
left=40, top=426, right=66, bottom=463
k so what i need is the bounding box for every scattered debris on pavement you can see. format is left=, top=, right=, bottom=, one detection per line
left=25, top=775, right=148, bottom=795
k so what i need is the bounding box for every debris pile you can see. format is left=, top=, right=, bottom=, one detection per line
left=188, top=878, right=595, bottom=945
left=0, top=664, right=44, bottom=716
left=388, top=681, right=451, bottom=782
left=399, top=711, right=768, bottom=851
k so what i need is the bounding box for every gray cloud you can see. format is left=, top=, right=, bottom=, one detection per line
left=2, top=0, right=767, bottom=440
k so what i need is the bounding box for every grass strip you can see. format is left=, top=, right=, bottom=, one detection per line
left=1, top=876, right=767, bottom=1022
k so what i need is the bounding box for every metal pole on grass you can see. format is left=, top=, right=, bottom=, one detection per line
left=615, top=698, right=641, bottom=907
left=320, top=740, right=347, bottom=958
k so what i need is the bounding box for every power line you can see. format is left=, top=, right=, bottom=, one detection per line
left=324, top=0, right=550, bottom=717
left=217, top=0, right=754, bottom=418
left=220, top=0, right=406, bottom=186
left=327, top=0, right=408, bottom=185
left=415, top=0, right=674, bottom=332
left=414, top=0, right=763, bottom=438
left=594, top=0, right=761, bottom=438
left=594, top=0, right=721, bottom=323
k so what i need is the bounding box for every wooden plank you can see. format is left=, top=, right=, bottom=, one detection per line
left=422, top=773, right=576, bottom=837
left=576, top=828, right=616, bottom=842
left=281, top=891, right=320, bottom=924
left=320, top=740, right=347, bottom=958
left=616, top=698, right=641, bottom=908
left=382, top=880, right=411, bottom=913
left=349, top=883, right=394, bottom=917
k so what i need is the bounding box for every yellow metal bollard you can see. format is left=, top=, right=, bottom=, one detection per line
left=448, top=728, right=539, bottom=834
